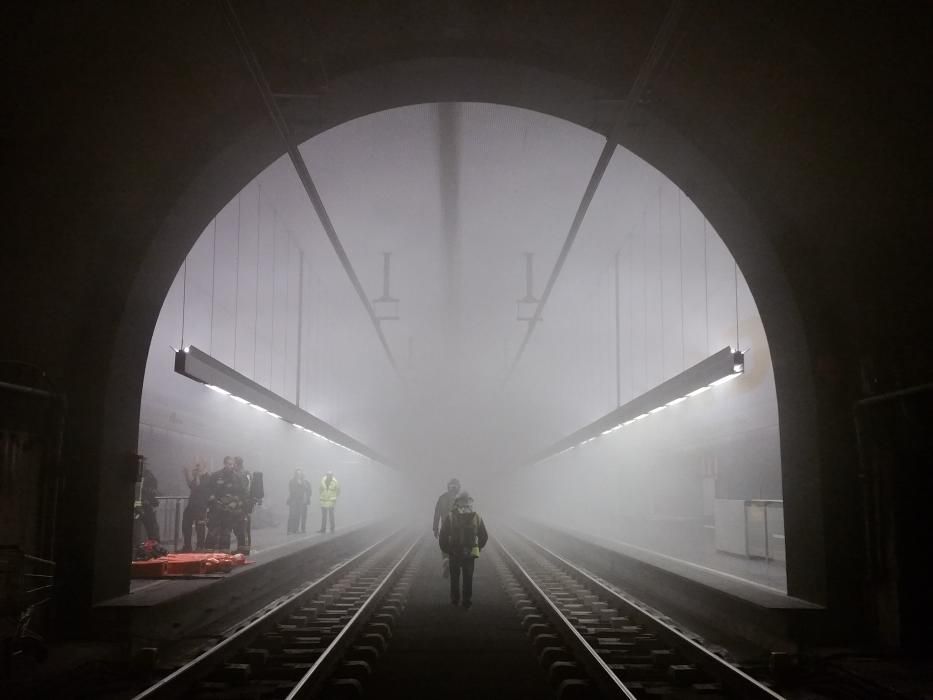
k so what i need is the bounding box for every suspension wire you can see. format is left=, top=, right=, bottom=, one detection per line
left=181, top=258, right=188, bottom=348
left=210, top=216, right=217, bottom=355
left=734, top=260, right=740, bottom=351
left=614, top=248, right=621, bottom=407
left=284, top=232, right=290, bottom=394
left=628, top=233, right=634, bottom=400
left=253, top=182, right=261, bottom=380
left=678, top=189, right=685, bottom=369
left=642, top=209, right=648, bottom=388
left=234, top=194, right=241, bottom=369
left=658, top=182, right=664, bottom=381
left=703, top=217, right=709, bottom=354
left=271, top=209, right=277, bottom=391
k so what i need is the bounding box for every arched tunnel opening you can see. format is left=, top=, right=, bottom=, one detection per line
left=139, top=101, right=790, bottom=593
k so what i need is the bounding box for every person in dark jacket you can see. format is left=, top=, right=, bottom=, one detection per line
left=438, top=491, right=488, bottom=609
left=433, top=478, right=460, bottom=578
left=181, top=458, right=209, bottom=551
left=205, top=456, right=248, bottom=551
left=136, top=461, right=161, bottom=543
left=287, top=468, right=312, bottom=534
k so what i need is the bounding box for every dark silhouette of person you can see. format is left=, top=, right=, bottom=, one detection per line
left=433, top=478, right=460, bottom=578
left=438, top=491, right=488, bottom=609
left=287, top=468, right=312, bottom=534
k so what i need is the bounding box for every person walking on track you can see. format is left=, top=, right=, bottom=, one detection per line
left=433, top=477, right=460, bottom=578
left=438, top=491, right=488, bottom=609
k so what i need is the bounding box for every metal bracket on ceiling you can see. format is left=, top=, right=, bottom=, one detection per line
left=373, top=252, right=401, bottom=322
left=517, top=252, right=541, bottom=322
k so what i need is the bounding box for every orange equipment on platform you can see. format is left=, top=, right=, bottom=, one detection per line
left=130, top=552, right=251, bottom=578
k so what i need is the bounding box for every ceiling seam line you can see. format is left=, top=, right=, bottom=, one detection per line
left=504, top=0, right=687, bottom=385
left=222, top=0, right=403, bottom=383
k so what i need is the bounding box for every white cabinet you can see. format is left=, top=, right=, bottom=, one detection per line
left=714, top=499, right=784, bottom=560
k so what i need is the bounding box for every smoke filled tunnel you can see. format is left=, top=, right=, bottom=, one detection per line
left=3, top=2, right=932, bottom=697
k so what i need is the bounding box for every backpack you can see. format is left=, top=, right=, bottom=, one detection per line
left=449, top=511, right=480, bottom=558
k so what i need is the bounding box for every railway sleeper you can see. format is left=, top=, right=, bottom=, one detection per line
left=323, top=677, right=363, bottom=699
left=539, top=645, right=574, bottom=667
left=347, top=644, right=380, bottom=665
left=258, top=663, right=315, bottom=682
left=555, top=677, right=597, bottom=700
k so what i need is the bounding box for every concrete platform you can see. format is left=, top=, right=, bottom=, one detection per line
left=517, top=519, right=822, bottom=654
left=95, top=519, right=389, bottom=652
left=365, top=533, right=555, bottom=699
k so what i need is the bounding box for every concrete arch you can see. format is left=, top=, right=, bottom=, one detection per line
left=111, top=57, right=821, bottom=604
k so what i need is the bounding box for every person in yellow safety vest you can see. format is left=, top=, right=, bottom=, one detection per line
left=318, top=471, right=340, bottom=533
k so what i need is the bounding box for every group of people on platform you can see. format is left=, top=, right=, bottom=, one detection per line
left=433, top=478, right=488, bottom=610
left=181, top=455, right=264, bottom=554
left=135, top=456, right=340, bottom=555
left=285, top=469, right=341, bottom=535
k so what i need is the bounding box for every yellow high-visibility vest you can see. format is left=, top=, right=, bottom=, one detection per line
left=320, top=476, right=340, bottom=507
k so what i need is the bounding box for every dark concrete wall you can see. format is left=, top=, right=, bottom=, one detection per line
left=4, top=2, right=931, bottom=643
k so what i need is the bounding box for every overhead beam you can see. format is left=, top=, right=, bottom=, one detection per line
left=524, top=346, right=744, bottom=466
left=222, top=1, right=403, bottom=380
left=176, top=345, right=396, bottom=467
left=505, top=0, right=687, bottom=382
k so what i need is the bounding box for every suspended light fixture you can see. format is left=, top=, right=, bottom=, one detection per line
left=526, top=346, right=744, bottom=465
left=174, top=345, right=394, bottom=467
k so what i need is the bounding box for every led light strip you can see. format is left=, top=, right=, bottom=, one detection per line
left=528, top=346, right=744, bottom=465
left=174, top=345, right=393, bottom=466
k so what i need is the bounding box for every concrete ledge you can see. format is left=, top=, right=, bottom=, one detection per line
left=94, top=520, right=391, bottom=651
left=517, top=519, right=823, bottom=653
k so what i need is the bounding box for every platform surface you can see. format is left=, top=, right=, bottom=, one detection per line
left=100, top=520, right=372, bottom=609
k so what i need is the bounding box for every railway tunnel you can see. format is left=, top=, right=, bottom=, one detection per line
left=3, top=2, right=932, bottom=698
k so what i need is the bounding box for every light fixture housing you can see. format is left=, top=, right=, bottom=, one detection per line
left=174, top=345, right=393, bottom=467
left=528, top=346, right=743, bottom=465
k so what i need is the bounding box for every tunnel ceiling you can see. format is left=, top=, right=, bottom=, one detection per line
left=162, top=100, right=754, bottom=474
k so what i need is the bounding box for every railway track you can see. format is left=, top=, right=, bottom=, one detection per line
left=132, top=529, right=423, bottom=700
left=130, top=527, right=784, bottom=699
left=495, top=529, right=784, bottom=699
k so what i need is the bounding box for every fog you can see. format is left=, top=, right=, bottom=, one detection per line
left=140, top=102, right=784, bottom=588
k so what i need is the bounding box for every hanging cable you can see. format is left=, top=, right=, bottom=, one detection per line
left=181, top=258, right=188, bottom=348
left=271, top=209, right=278, bottom=391
left=678, top=190, right=685, bottom=370
left=614, top=248, right=621, bottom=407
left=628, top=232, right=634, bottom=400
left=642, top=209, right=648, bottom=389
left=734, top=260, right=740, bottom=351
left=284, top=232, right=291, bottom=394
left=210, top=217, right=217, bottom=355
left=658, top=182, right=665, bottom=381
left=234, top=194, right=241, bottom=369
left=254, top=183, right=261, bottom=380
left=703, top=217, right=709, bottom=355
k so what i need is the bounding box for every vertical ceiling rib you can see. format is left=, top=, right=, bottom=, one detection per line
left=223, top=0, right=403, bottom=380
left=504, top=0, right=687, bottom=383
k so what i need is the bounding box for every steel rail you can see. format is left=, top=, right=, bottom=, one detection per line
left=131, top=529, right=408, bottom=700
left=505, top=0, right=687, bottom=383
left=222, top=0, right=403, bottom=380
left=510, top=528, right=785, bottom=700
left=493, top=535, right=637, bottom=699
left=286, top=534, right=422, bottom=698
